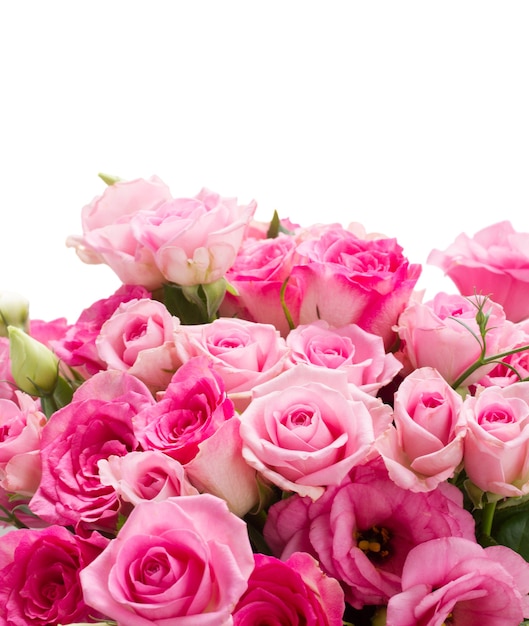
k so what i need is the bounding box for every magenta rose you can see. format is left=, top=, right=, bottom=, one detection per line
left=232, top=552, right=345, bottom=625
left=286, top=320, right=402, bottom=395
left=131, top=187, right=257, bottom=286
left=134, top=356, right=235, bottom=464
left=428, top=220, right=529, bottom=322
left=291, top=226, right=421, bottom=349
left=239, top=365, right=379, bottom=499
left=80, top=494, right=255, bottom=626
left=66, top=176, right=172, bottom=289
left=96, top=297, right=180, bottom=392
left=462, top=383, right=529, bottom=497
left=264, top=459, right=476, bottom=609
left=0, top=525, right=108, bottom=625
left=29, top=370, right=155, bottom=531
left=395, top=292, right=521, bottom=387
left=387, top=537, right=529, bottom=625
left=376, top=367, right=466, bottom=492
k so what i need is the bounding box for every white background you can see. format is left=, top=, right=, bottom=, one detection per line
left=1, top=1, right=528, bottom=323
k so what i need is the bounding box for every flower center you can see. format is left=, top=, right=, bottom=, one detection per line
left=355, top=525, right=391, bottom=561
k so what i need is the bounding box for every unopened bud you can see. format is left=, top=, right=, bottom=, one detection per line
left=0, top=291, right=29, bottom=336
left=8, top=326, right=59, bottom=396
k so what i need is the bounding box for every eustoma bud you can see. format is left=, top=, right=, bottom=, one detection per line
left=8, top=326, right=59, bottom=395
left=0, top=291, right=29, bottom=336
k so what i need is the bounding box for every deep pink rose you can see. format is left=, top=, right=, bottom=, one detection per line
left=462, top=383, right=529, bottom=497
left=376, top=367, right=466, bottom=492
left=0, top=391, right=46, bottom=495
left=395, top=292, right=521, bottom=386
left=96, top=297, right=180, bottom=392
left=232, top=552, right=345, bottom=626
left=0, top=525, right=108, bottom=625
left=134, top=357, right=235, bottom=464
left=220, top=234, right=301, bottom=336
left=98, top=450, right=199, bottom=506
left=286, top=320, right=402, bottom=395
left=428, top=220, right=529, bottom=322
left=80, top=494, right=255, bottom=626
left=131, top=188, right=257, bottom=286
left=239, top=365, right=378, bottom=499
left=29, top=317, right=69, bottom=348
left=175, top=317, right=289, bottom=411
left=66, top=176, right=172, bottom=289
left=264, top=459, right=476, bottom=609
left=292, top=227, right=421, bottom=349
left=29, top=370, right=155, bottom=531
left=387, top=537, right=529, bottom=625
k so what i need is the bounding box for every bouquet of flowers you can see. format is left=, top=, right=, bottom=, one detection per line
left=2, top=173, right=529, bottom=625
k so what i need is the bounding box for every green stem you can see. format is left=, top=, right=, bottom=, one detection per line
left=481, top=500, right=497, bottom=538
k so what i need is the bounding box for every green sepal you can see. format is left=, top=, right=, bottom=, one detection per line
left=98, top=172, right=122, bottom=185
left=163, top=278, right=227, bottom=324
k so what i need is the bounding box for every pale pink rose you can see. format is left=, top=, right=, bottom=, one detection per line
left=387, top=537, right=529, bottom=625
left=0, top=337, right=17, bottom=400
left=395, top=292, right=521, bottom=387
left=232, top=552, right=345, bottom=625
left=239, top=365, right=378, bottom=499
left=96, top=297, right=180, bottom=393
left=377, top=367, right=466, bottom=492
left=0, top=391, right=46, bottom=495
left=462, top=383, right=529, bottom=497
left=264, top=459, right=476, bottom=609
left=80, top=494, right=255, bottom=626
left=29, top=317, right=69, bottom=348
left=0, top=525, right=108, bottom=626
left=98, top=450, right=199, bottom=506
left=428, top=220, right=529, bottom=322
left=66, top=176, right=172, bottom=289
left=291, top=227, right=421, bottom=349
left=286, top=320, right=402, bottom=395
left=175, top=317, right=289, bottom=411
left=244, top=216, right=300, bottom=240
left=131, top=188, right=257, bottom=285
left=220, top=234, right=301, bottom=336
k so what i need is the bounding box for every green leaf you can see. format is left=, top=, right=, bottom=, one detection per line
left=493, top=507, right=529, bottom=560
left=266, top=210, right=281, bottom=238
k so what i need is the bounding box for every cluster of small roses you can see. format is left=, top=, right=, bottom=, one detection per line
left=1, top=176, right=529, bottom=626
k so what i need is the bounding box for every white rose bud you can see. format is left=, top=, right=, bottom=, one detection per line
left=8, top=326, right=59, bottom=396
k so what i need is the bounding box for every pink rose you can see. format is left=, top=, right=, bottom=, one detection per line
left=80, top=494, right=255, bottom=626
left=428, top=220, right=529, bottom=322
left=239, top=365, right=378, bottom=499
left=66, top=176, right=172, bottom=289
left=175, top=317, right=289, bottom=411
left=131, top=188, right=257, bottom=285
left=264, top=459, right=476, bottom=609
left=29, top=317, right=69, bottom=348
left=387, top=537, right=529, bottom=625
left=0, top=337, right=17, bottom=401
left=232, top=552, right=345, bottom=625
left=462, top=383, right=529, bottom=497
left=292, top=227, right=421, bottom=349
left=395, top=292, right=520, bottom=386
left=134, top=357, right=235, bottom=464
left=29, top=370, right=155, bottom=531
left=376, top=367, right=466, bottom=492
left=98, top=450, right=199, bottom=506
left=286, top=320, right=402, bottom=395
left=96, top=297, right=180, bottom=392
left=0, top=391, right=46, bottom=495
left=0, top=525, right=108, bottom=625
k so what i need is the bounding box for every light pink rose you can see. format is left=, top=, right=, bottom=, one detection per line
left=80, top=494, right=255, bottom=626
left=131, top=188, right=257, bottom=285
left=376, top=367, right=466, bottom=492
left=0, top=525, right=108, bottom=626
left=66, top=176, right=172, bottom=289
left=264, top=459, right=476, bottom=609
left=291, top=227, right=421, bottom=349
left=232, top=552, right=345, bottom=625
left=98, top=450, right=199, bottom=506
left=175, top=317, right=289, bottom=411
left=239, top=364, right=378, bottom=499
left=0, top=391, right=46, bottom=495
left=96, top=297, right=180, bottom=393
left=286, top=320, right=402, bottom=395
left=395, top=292, right=521, bottom=387
left=428, top=220, right=529, bottom=322
left=462, top=383, right=529, bottom=497
left=387, top=537, right=529, bottom=625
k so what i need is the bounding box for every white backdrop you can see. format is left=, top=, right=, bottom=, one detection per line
left=1, top=1, right=528, bottom=322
